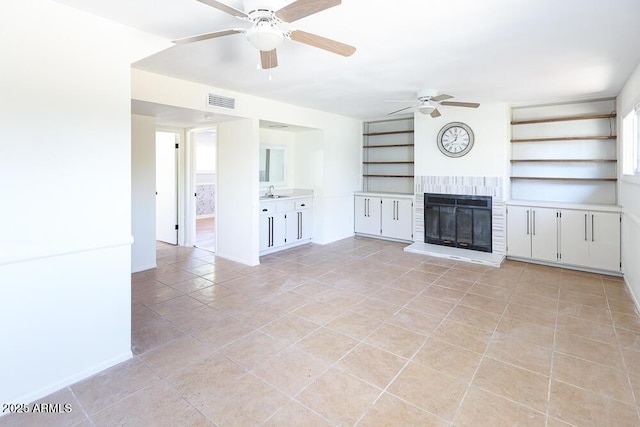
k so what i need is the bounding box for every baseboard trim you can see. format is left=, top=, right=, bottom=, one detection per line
left=624, top=275, right=640, bottom=315
left=3, top=351, right=132, bottom=408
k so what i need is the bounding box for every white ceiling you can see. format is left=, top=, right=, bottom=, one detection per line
left=57, top=0, right=640, bottom=120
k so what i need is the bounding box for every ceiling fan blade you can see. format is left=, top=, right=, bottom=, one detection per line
left=384, top=100, right=418, bottom=103
left=289, top=30, right=356, bottom=57
left=172, top=29, right=243, bottom=44
left=431, top=94, right=454, bottom=102
left=440, top=101, right=480, bottom=108
left=276, top=0, right=341, bottom=23
left=260, top=49, right=278, bottom=69
left=430, top=108, right=441, bottom=118
left=196, top=0, right=248, bottom=18
left=388, top=105, right=415, bottom=115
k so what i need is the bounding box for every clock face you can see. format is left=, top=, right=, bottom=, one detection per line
left=437, top=122, right=474, bottom=157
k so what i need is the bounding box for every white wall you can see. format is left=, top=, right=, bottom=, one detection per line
left=0, top=0, right=167, bottom=404
left=131, top=70, right=362, bottom=262
left=217, top=119, right=261, bottom=265
left=618, top=61, right=640, bottom=308
left=131, top=114, right=157, bottom=272
left=414, top=103, right=510, bottom=178
left=293, top=130, right=326, bottom=241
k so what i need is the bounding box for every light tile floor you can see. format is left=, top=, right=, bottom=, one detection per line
left=3, top=237, right=640, bottom=426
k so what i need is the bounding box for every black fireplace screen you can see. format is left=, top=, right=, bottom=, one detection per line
left=424, top=194, right=492, bottom=253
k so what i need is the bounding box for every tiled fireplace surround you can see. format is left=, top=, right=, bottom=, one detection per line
left=413, top=176, right=505, bottom=257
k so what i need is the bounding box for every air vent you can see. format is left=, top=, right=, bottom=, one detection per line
left=207, top=93, right=235, bottom=109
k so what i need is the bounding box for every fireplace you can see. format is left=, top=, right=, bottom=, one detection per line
left=424, top=193, right=492, bottom=253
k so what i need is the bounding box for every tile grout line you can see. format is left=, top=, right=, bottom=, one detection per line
left=544, top=274, right=561, bottom=426
left=604, top=274, right=640, bottom=423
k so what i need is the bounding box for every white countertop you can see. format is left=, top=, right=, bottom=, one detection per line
left=506, top=199, right=622, bottom=212
left=354, top=191, right=414, bottom=199
left=259, top=189, right=313, bottom=202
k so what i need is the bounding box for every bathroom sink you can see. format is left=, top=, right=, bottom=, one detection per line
left=261, top=195, right=289, bottom=199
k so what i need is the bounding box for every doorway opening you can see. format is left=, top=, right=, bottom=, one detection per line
left=156, top=130, right=179, bottom=245
left=192, top=129, right=217, bottom=252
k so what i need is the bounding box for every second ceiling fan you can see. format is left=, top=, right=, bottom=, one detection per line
left=173, top=0, right=356, bottom=69
left=387, top=90, right=480, bottom=118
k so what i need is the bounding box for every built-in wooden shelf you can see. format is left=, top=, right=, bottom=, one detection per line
left=363, top=130, right=415, bottom=136
left=511, top=135, right=617, bottom=143
left=510, top=176, right=617, bottom=182
left=363, top=117, right=414, bottom=193
left=511, top=159, right=617, bottom=163
left=511, top=113, right=617, bottom=125
left=363, top=161, right=414, bottom=164
left=363, top=174, right=414, bottom=178
left=363, top=144, right=415, bottom=148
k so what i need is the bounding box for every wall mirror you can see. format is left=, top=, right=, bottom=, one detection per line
left=259, top=145, right=286, bottom=185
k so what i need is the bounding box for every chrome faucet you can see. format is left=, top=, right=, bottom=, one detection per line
left=265, top=185, right=275, bottom=197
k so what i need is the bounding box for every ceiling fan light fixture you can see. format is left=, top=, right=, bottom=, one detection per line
left=246, top=22, right=284, bottom=51
left=418, top=103, right=436, bottom=115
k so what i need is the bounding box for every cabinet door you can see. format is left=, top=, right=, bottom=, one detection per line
left=589, top=212, right=620, bottom=271
left=285, top=210, right=313, bottom=243
left=260, top=213, right=286, bottom=251
left=559, top=210, right=590, bottom=267
left=381, top=198, right=413, bottom=240
left=259, top=214, right=271, bottom=252
left=300, top=209, right=313, bottom=240
left=506, top=206, right=532, bottom=258
left=272, top=213, right=286, bottom=248
left=354, top=196, right=381, bottom=235
left=530, top=208, right=558, bottom=262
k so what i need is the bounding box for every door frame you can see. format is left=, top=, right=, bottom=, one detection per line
left=186, top=126, right=219, bottom=250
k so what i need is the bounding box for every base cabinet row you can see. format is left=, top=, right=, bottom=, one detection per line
left=506, top=205, right=621, bottom=273
left=354, top=194, right=413, bottom=242
left=260, top=198, right=312, bottom=255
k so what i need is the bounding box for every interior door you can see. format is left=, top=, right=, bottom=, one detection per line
left=156, top=131, right=178, bottom=244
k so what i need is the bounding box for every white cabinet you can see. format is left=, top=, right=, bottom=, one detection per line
left=260, top=211, right=286, bottom=252
left=381, top=197, right=413, bottom=241
left=559, top=209, right=620, bottom=272
left=354, top=193, right=413, bottom=242
left=355, top=195, right=382, bottom=235
left=260, top=197, right=313, bottom=255
left=506, top=205, right=558, bottom=263
left=286, top=199, right=313, bottom=244
left=506, top=201, right=621, bottom=274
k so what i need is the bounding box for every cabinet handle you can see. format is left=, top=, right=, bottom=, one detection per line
left=532, top=210, right=536, bottom=236
left=395, top=201, right=399, bottom=220
left=584, top=214, right=588, bottom=241
left=300, top=204, right=305, bottom=207
left=365, top=198, right=368, bottom=217
left=526, top=210, right=530, bottom=235
left=591, top=214, right=595, bottom=242
left=298, top=212, right=302, bottom=239
left=262, top=208, right=268, bottom=212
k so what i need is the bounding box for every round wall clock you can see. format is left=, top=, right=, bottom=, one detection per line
left=437, top=122, right=474, bottom=157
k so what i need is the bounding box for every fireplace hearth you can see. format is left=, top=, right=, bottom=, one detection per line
left=424, top=193, right=492, bottom=253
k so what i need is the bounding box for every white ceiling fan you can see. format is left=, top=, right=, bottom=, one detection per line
left=387, top=90, right=480, bottom=118
left=172, top=0, right=356, bottom=69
